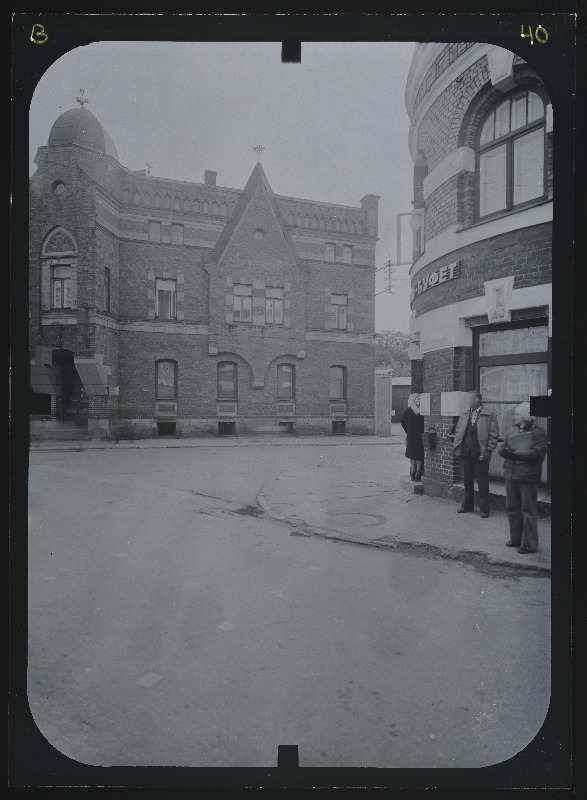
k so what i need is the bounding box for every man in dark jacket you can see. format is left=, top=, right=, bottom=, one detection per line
left=498, top=401, right=547, bottom=554
left=453, top=390, right=499, bottom=518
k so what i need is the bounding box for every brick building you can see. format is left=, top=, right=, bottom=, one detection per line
left=404, top=43, right=552, bottom=496
left=29, top=106, right=379, bottom=440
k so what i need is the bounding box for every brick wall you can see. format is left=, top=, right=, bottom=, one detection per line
left=421, top=347, right=458, bottom=485
left=412, top=223, right=552, bottom=318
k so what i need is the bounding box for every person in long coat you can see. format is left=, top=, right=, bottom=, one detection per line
left=498, top=401, right=547, bottom=554
left=401, top=393, right=424, bottom=481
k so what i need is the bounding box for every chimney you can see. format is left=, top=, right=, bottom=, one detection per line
left=360, top=194, right=380, bottom=238
left=204, top=170, right=217, bottom=188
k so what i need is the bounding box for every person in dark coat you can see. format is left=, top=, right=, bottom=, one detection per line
left=452, top=390, right=499, bottom=518
left=401, top=393, right=424, bottom=481
left=498, top=401, right=547, bottom=554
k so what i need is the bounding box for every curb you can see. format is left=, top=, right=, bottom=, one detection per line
left=29, top=437, right=406, bottom=453
left=256, top=489, right=551, bottom=575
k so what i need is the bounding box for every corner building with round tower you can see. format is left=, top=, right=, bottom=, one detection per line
left=405, top=43, right=552, bottom=499
left=29, top=105, right=379, bottom=440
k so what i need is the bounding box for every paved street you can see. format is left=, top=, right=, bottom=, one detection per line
left=28, top=439, right=550, bottom=768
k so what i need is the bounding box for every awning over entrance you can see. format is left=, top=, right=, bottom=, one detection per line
left=74, top=357, right=111, bottom=395
left=30, top=347, right=61, bottom=395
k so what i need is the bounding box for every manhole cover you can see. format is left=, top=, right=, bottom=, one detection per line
left=329, top=512, right=386, bottom=527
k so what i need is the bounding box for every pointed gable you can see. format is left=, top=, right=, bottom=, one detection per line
left=210, top=162, right=299, bottom=269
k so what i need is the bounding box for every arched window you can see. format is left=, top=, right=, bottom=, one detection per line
left=477, top=90, right=546, bottom=219
left=277, top=364, right=295, bottom=399
left=156, top=360, right=177, bottom=399
left=217, top=362, right=237, bottom=399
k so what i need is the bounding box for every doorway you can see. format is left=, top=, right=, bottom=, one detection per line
left=474, top=319, right=550, bottom=484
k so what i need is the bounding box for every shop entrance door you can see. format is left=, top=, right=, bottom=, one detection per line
left=475, top=320, right=550, bottom=484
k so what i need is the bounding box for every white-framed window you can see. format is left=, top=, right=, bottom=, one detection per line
left=277, top=364, right=295, bottom=399
left=156, top=360, right=177, bottom=399
left=171, top=224, right=184, bottom=245
left=149, top=221, right=161, bottom=242
left=330, top=366, right=346, bottom=400
left=51, top=265, right=72, bottom=309
left=265, top=287, right=283, bottom=325
left=233, top=284, right=252, bottom=323
left=155, top=279, right=177, bottom=319
left=330, top=294, right=348, bottom=329
left=325, top=243, right=335, bottom=262
left=342, top=245, right=353, bottom=264
left=477, top=90, right=546, bottom=218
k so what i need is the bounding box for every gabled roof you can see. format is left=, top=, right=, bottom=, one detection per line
left=209, top=162, right=299, bottom=266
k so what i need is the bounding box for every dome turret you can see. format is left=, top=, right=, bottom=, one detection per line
left=48, top=107, right=118, bottom=161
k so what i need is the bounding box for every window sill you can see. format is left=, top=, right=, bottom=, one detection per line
left=460, top=197, right=550, bottom=231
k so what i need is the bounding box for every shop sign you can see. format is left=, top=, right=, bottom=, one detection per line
left=413, top=261, right=459, bottom=298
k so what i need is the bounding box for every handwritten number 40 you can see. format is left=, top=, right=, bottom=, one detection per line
left=521, top=24, right=548, bottom=44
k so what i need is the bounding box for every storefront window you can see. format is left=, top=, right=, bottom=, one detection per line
left=475, top=322, right=549, bottom=483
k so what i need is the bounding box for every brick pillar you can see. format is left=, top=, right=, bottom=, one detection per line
left=411, top=359, right=424, bottom=393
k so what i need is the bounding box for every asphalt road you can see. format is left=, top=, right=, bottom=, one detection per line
left=28, top=445, right=550, bottom=768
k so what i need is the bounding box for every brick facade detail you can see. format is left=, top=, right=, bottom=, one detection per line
left=30, top=108, right=378, bottom=439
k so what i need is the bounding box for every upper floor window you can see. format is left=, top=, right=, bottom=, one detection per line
left=325, top=243, right=335, bottom=262
left=103, top=267, right=111, bottom=312
left=233, top=284, right=252, bottom=323
left=171, top=224, right=184, bottom=245
left=156, top=279, right=177, bottom=320
left=477, top=90, right=546, bottom=218
left=265, top=287, right=283, bottom=325
left=51, top=265, right=72, bottom=309
left=149, top=221, right=161, bottom=242
left=277, top=364, right=295, bottom=399
left=330, top=366, right=346, bottom=400
left=342, top=245, right=353, bottom=264
left=330, top=294, right=348, bottom=329
left=156, top=360, right=177, bottom=399
left=218, top=362, right=237, bottom=399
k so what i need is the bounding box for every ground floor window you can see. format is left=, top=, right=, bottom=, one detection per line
left=332, top=420, right=346, bottom=434
left=157, top=422, right=176, bottom=437
left=278, top=421, right=294, bottom=434
left=474, top=318, right=550, bottom=483
left=218, top=421, right=236, bottom=436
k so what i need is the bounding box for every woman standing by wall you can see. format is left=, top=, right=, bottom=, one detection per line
left=401, top=393, right=424, bottom=481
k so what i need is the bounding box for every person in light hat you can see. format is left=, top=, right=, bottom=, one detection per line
left=498, top=401, right=547, bottom=554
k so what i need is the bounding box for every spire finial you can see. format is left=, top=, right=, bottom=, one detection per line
left=76, top=89, right=89, bottom=108
left=253, top=144, right=265, bottom=162
left=146, top=162, right=152, bottom=175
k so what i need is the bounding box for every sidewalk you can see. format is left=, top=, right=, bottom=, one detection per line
left=30, top=429, right=551, bottom=573
left=29, top=432, right=405, bottom=451
left=257, top=458, right=551, bottom=575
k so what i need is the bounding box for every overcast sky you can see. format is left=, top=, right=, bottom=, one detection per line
left=30, top=41, right=417, bottom=333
